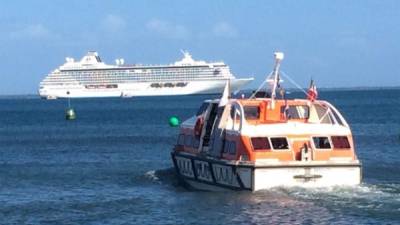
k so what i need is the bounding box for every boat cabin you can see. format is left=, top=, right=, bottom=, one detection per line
left=176, top=97, right=356, bottom=164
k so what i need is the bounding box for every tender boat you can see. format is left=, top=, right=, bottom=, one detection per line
left=171, top=52, right=362, bottom=191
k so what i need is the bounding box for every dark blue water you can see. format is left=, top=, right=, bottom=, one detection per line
left=0, top=90, right=399, bottom=225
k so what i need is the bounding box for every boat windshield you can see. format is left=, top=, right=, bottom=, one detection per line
left=244, top=106, right=260, bottom=120
left=281, top=105, right=309, bottom=119
left=308, top=103, right=345, bottom=125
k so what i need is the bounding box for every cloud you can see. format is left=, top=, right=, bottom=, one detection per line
left=146, top=18, right=189, bottom=39
left=212, top=22, right=238, bottom=38
left=101, top=14, right=126, bottom=32
left=9, top=24, right=52, bottom=39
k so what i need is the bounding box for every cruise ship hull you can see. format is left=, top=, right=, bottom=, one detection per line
left=39, top=78, right=253, bottom=99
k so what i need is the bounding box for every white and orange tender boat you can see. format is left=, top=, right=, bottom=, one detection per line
left=171, top=52, right=362, bottom=191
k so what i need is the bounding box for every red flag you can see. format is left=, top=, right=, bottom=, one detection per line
left=307, top=79, right=318, bottom=101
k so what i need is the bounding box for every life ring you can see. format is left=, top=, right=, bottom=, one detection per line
left=194, top=116, right=204, bottom=136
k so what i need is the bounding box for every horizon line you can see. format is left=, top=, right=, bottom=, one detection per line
left=1, top=85, right=399, bottom=97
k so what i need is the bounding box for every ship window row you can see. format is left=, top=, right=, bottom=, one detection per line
left=61, top=68, right=220, bottom=74
left=42, top=80, right=73, bottom=82
left=41, top=83, right=78, bottom=86
left=46, top=76, right=227, bottom=83
left=43, top=81, right=78, bottom=84
left=42, top=76, right=228, bottom=86
left=43, top=78, right=77, bottom=82
left=64, top=74, right=223, bottom=79
left=43, top=74, right=230, bottom=85
left=74, top=78, right=221, bottom=83
left=57, top=69, right=230, bottom=75
left=51, top=71, right=230, bottom=77
left=92, top=74, right=222, bottom=79
left=59, top=69, right=228, bottom=76
left=63, top=66, right=219, bottom=72
left=57, top=72, right=224, bottom=78
left=43, top=78, right=76, bottom=81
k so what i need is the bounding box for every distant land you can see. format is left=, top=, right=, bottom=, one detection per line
left=289, top=86, right=400, bottom=92
left=243, top=86, right=400, bottom=93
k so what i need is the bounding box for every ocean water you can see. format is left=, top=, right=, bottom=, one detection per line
left=0, top=89, right=399, bottom=225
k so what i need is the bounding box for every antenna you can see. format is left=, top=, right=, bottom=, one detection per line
left=270, top=52, right=284, bottom=109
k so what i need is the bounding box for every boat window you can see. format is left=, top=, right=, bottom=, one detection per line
left=192, top=137, right=200, bottom=149
left=223, top=141, right=237, bottom=155
left=281, top=105, right=309, bottom=119
left=196, top=103, right=209, bottom=116
left=331, top=136, right=351, bottom=149
left=330, top=108, right=345, bottom=126
left=177, top=134, right=185, bottom=146
left=230, top=106, right=241, bottom=124
left=313, top=104, right=332, bottom=124
left=184, top=135, right=193, bottom=147
left=313, top=137, right=331, bottom=149
left=229, top=142, right=236, bottom=155
left=251, top=137, right=271, bottom=150
left=270, top=137, right=289, bottom=150
left=244, top=106, right=260, bottom=120
left=230, top=107, right=236, bottom=119
left=223, top=141, right=229, bottom=153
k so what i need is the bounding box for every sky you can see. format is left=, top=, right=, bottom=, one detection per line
left=0, top=0, right=399, bottom=95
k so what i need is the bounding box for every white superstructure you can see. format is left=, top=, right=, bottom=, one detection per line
left=38, top=51, right=253, bottom=99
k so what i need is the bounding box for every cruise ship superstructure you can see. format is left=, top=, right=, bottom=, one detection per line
left=39, top=51, right=253, bottom=99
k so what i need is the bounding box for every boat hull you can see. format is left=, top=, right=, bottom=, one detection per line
left=171, top=152, right=362, bottom=191
left=39, top=78, right=253, bottom=99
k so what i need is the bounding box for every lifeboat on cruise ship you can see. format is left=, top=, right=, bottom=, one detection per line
left=171, top=52, right=362, bottom=191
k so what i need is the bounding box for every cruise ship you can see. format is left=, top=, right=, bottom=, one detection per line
left=38, top=51, right=253, bottom=99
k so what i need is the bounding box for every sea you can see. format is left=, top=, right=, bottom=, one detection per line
left=0, top=89, right=399, bottom=225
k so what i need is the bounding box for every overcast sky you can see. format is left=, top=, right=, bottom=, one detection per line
left=0, top=0, right=399, bottom=94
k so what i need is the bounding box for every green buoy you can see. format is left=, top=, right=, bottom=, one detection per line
left=65, top=98, right=76, bottom=120
left=169, top=116, right=180, bottom=127
left=66, top=108, right=76, bottom=120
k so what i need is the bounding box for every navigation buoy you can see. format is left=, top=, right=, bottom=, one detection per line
left=169, top=116, right=180, bottom=127
left=65, top=98, right=76, bottom=120
left=66, top=108, right=76, bottom=120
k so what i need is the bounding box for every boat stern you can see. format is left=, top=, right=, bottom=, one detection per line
left=252, top=161, right=362, bottom=191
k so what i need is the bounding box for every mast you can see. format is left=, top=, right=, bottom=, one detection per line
left=270, top=52, right=284, bottom=109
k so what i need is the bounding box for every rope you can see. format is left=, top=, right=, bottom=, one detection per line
left=280, top=71, right=309, bottom=95
left=249, top=71, right=273, bottom=99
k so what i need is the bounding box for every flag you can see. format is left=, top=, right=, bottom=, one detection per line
left=307, top=79, right=318, bottom=101
left=219, top=80, right=230, bottom=107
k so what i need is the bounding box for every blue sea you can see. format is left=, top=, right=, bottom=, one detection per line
left=0, top=89, right=399, bottom=225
